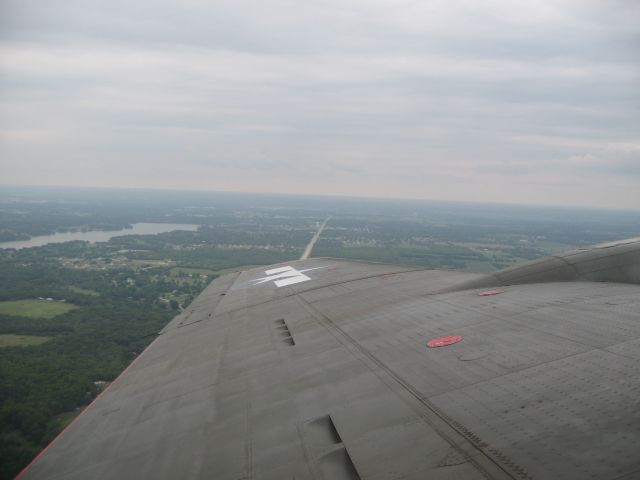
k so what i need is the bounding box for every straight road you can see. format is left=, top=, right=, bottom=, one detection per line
left=300, top=217, right=331, bottom=260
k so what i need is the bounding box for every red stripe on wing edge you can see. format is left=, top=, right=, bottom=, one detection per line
left=15, top=335, right=161, bottom=480
left=478, top=288, right=505, bottom=296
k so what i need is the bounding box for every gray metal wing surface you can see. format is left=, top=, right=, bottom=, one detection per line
left=18, top=239, right=640, bottom=480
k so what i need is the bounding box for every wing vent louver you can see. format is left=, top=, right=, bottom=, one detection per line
left=305, top=414, right=361, bottom=480
left=275, top=318, right=295, bottom=346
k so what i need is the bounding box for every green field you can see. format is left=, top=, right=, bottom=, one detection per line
left=0, top=299, right=78, bottom=319
left=67, top=286, right=100, bottom=296
left=0, top=334, right=52, bottom=347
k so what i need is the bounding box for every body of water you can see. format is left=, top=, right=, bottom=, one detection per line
left=0, top=223, right=199, bottom=250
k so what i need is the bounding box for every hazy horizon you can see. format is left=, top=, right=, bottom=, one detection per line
left=1, top=1, right=638, bottom=209
left=3, top=183, right=640, bottom=214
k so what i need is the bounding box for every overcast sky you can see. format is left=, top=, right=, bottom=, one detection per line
left=0, top=0, right=638, bottom=208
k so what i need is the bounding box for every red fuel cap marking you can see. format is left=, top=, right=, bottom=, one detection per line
left=478, top=288, right=505, bottom=296
left=427, top=335, right=463, bottom=348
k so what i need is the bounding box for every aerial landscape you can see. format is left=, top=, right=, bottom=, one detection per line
left=1, top=185, right=639, bottom=478
left=1, top=0, right=639, bottom=478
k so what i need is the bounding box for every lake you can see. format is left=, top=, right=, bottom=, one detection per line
left=0, top=223, right=200, bottom=250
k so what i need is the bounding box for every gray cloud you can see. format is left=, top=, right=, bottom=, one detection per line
left=568, top=146, right=640, bottom=175
left=0, top=0, right=638, bottom=209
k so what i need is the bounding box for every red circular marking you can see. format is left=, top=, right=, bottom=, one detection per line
left=478, top=288, right=505, bottom=297
left=382, top=274, right=398, bottom=280
left=427, top=335, right=463, bottom=348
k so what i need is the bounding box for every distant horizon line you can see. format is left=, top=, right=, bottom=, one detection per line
left=1, top=182, right=639, bottom=213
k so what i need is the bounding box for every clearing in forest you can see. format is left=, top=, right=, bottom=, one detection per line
left=0, top=299, right=78, bottom=319
left=0, top=334, right=52, bottom=347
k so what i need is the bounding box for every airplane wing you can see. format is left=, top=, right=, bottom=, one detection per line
left=17, top=239, right=640, bottom=479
